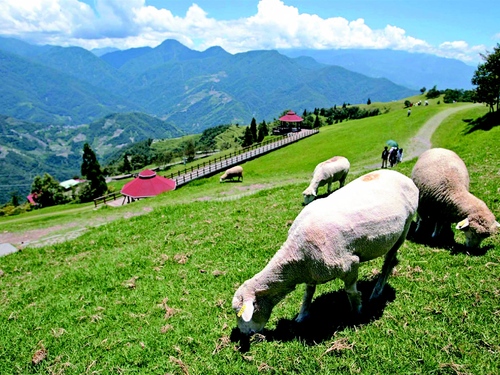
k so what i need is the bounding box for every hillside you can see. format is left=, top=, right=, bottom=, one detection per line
left=0, top=113, right=183, bottom=205
left=0, top=103, right=498, bottom=374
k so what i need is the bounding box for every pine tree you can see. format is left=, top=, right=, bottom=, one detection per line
left=242, top=127, right=254, bottom=147
left=250, top=117, right=258, bottom=142
left=121, top=153, right=132, bottom=173
left=257, top=120, right=269, bottom=142
left=314, top=114, right=321, bottom=128
left=79, top=143, right=107, bottom=202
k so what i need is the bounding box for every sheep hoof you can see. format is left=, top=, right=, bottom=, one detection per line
left=295, top=313, right=310, bottom=323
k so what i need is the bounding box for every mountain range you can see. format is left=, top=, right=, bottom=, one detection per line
left=0, top=36, right=423, bottom=133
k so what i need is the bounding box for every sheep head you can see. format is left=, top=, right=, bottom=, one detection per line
left=302, top=186, right=316, bottom=205
left=456, top=216, right=500, bottom=248
left=232, top=288, right=272, bottom=336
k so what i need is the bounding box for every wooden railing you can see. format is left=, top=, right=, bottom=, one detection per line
left=169, top=128, right=319, bottom=187
left=93, top=192, right=123, bottom=208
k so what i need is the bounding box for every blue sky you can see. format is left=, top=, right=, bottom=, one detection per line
left=0, top=0, right=498, bottom=65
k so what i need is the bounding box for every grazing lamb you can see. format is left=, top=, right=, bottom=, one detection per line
left=220, top=166, right=243, bottom=182
left=411, top=148, right=499, bottom=248
left=302, top=156, right=350, bottom=205
left=232, top=169, right=418, bottom=337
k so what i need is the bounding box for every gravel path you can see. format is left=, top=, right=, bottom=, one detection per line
left=0, top=104, right=481, bottom=250
left=404, top=103, right=480, bottom=161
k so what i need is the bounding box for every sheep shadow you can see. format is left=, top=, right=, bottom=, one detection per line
left=231, top=279, right=395, bottom=351
left=301, top=190, right=339, bottom=207
left=406, top=221, right=492, bottom=256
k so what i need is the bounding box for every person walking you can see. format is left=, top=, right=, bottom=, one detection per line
left=381, top=146, right=389, bottom=168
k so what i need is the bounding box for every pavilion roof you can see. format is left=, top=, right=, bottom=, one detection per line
left=121, top=169, right=176, bottom=198
left=279, top=110, right=303, bottom=123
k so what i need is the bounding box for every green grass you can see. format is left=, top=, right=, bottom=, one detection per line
left=1, top=100, right=499, bottom=374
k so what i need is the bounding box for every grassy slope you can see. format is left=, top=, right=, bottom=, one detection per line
left=1, top=101, right=499, bottom=374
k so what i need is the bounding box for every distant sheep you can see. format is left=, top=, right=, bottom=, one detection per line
left=302, top=156, right=350, bottom=205
left=232, top=169, right=418, bottom=337
left=220, top=166, right=243, bottom=182
left=411, top=148, right=499, bottom=247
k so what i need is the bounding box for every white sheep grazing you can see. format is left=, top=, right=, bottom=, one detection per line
left=411, top=148, right=499, bottom=248
left=220, top=166, right=243, bottom=182
left=302, top=156, right=350, bottom=205
left=232, top=169, right=418, bottom=336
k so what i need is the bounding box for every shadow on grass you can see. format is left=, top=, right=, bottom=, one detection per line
left=407, top=221, right=492, bottom=256
left=301, top=190, right=338, bottom=207
left=463, top=111, right=500, bottom=134
left=231, top=279, right=395, bottom=352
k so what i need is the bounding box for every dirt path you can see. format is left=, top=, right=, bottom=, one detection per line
left=404, top=103, right=480, bottom=161
left=0, top=104, right=481, bottom=250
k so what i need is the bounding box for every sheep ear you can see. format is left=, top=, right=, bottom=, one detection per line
left=495, top=221, right=500, bottom=228
left=238, top=300, right=254, bottom=322
left=456, top=218, right=469, bottom=230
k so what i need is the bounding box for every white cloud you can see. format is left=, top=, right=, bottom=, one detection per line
left=0, top=0, right=486, bottom=63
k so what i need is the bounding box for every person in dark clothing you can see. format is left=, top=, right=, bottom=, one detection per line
left=381, top=146, right=389, bottom=168
left=389, top=147, right=399, bottom=167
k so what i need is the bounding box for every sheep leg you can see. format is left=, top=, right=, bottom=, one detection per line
left=370, top=245, right=399, bottom=300
left=296, top=284, right=316, bottom=322
left=343, top=261, right=362, bottom=314
left=327, top=181, right=332, bottom=193
left=345, top=281, right=362, bottom=314
left=339, top=174, right=347, bottom=188
left=431, top=222, right=443, bottom=238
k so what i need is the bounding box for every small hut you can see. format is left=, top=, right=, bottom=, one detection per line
left=275, top=110, right=304, bottom=134
left=121, top=169, right=176, bottom=203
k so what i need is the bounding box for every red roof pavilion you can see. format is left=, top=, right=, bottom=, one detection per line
left=121, top=169, right=176, bottom=199
left=279, top=110, right=303, bottom=123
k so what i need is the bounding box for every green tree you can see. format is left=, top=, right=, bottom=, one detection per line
left=404, top=100, right=412, bottom=108
left=250, top=117, right=258, bottom=142
left=242, top=127, right=253, bottom=147
left=31, top=173, right=68, bottom=208
left=367, top=98, right=371, bottom=105
left=472, top=44, right=500, bottom=112
left=257, top=120, right=269, bottom=142
left=313, top=114, right=321, bottom=128
left=426, top=85, right=441, bottom=99
left=183, top=139, right=196, bottom=162
left=120, top=153, right=132, bottom=173
left=420, top=87, right=426, bottom=94
left=79, top=143, right=107, bottom=202
left=10, top=191, right=20, bottom=207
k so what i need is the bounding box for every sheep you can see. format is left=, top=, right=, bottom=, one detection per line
left=302, top=156, right=350, bottom=205
left=220, top=166, right=243, bottom=182
left=232, top=169, right=418, bottom=337
left=411, top=148, right=499, bottom=248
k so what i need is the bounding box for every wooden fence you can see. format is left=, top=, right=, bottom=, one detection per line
left=169, top=128, right=318, bottom=187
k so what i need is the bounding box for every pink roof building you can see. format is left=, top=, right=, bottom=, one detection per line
left=121, top=169, right=176, bottom=199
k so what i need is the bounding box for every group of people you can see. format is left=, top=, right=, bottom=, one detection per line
left=381, top=146, right=403, bottom=168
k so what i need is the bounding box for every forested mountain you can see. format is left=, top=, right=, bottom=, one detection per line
left=279, top=48, right=476, bottom=90
left=0, top=113, right=183, bottom=204
left=0, top=36, right=418, bottom=133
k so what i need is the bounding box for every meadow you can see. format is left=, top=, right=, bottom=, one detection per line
left=0, top=99, right=499, bottom=374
